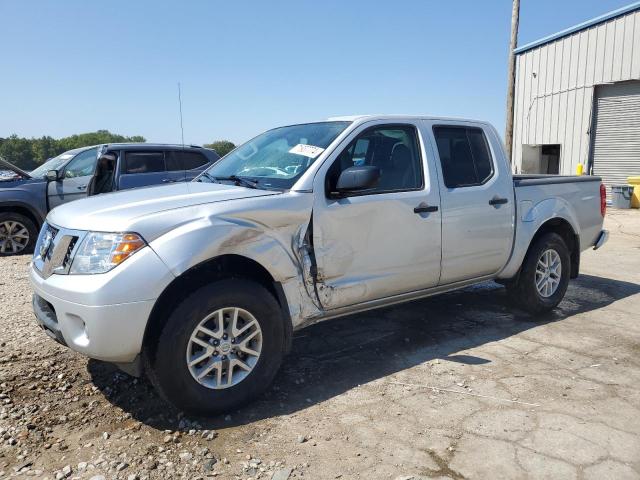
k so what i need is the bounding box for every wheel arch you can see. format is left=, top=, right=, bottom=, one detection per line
left=0, top=202, right=44, bottom=230
left=528, top=217, right=580, bottom=278
left=142, top=253, right=293, bottom=365
left=501, top=216, right=580, bottom=284
left=498, top=192, right=584, bottom=281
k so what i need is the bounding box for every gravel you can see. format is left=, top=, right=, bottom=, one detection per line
left=0, top=211, right=639, bottom=478
left=0, top=256, right=304, bottom=479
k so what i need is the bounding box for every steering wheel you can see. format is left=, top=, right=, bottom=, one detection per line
left=285, top=165, right=302, bottom=175
left=241, top=166, right=289, bottom=176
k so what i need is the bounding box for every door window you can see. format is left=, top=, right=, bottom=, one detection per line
left=326, top=125, right=423, bottom=195
left=433, top=126, right=494, bottom=188
left=181, top=151, right=208, bottom=170
left=64, top=147, right=98, bottom=178
left=165, top=151, right=209, bottom=171
left=123, top=151, right=165, bottom=174
left=164, top=151, right=183, bottom=172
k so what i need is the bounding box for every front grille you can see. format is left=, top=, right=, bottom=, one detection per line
left=33, top=224, right=85, bottom=279
left=42, top=225, right=58, bottom=262
left=61, top=237, right=78, bottom=270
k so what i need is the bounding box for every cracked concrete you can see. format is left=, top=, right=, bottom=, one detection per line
left=0, top=210, right=638, bottom=479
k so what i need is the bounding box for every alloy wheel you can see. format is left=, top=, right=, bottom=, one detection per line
left=0, top=221, right=30, bottom=254
left=185, top=307, right=263, bottom=389
left=535, top=248, right=562, bottom=298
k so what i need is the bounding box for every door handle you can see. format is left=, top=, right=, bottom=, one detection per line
left=162, top=179, right=177, bottom=183
left=489, top=197, right=508, bottom=206
left=77, top=185, right=87, bottom=190
left=413, top=203, right=439, bottom=214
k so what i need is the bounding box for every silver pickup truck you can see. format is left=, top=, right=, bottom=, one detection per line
left=29, top=115, right=608, bottom=414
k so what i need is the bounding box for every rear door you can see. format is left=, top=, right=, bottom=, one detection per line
left=118, top=150, right=175, bottom=190
left=47, top=147, right=98, bottom=209
left=426, top=120, right=514, bottom=284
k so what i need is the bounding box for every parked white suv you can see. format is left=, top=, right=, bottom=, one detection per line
left=30, top=116, right=608, bottom=414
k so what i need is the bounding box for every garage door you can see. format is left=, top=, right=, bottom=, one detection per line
left=592, top=81, right=640, bottom=197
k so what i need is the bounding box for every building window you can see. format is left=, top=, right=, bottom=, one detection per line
left=521, top=144, right=560, bottom=174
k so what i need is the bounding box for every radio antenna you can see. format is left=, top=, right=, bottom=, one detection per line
left=177, top=82, right=185, bottom=147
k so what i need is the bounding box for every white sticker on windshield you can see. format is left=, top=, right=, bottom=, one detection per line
left=289, top=144, right=325, bottom=158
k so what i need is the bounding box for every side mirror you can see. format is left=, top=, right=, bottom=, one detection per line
left=332, top=166, right=380, bottom=197
left=46, top=170, right=60, bottom=181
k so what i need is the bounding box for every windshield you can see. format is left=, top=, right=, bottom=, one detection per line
left=197, top=121, right=350, bottom=189
left=30, top=148, right=86, bottom=178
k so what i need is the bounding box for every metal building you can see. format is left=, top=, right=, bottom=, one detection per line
left=512, top=2, right=640, bottom=193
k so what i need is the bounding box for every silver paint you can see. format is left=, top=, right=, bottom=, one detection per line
left=31, top=115, right=607, bottom=365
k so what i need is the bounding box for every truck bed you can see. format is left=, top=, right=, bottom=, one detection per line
left=511, top=173, right=604, bottom=260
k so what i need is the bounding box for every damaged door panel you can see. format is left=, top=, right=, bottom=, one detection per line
left=296, top=217, right=325, bottom=311
left=310, top=191, right=442, bottom=309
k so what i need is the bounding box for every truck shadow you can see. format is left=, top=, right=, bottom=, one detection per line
left=87, top=273, right=640, bottom=431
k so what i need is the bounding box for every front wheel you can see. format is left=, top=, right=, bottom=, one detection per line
left=0, top=212, right=37, bottom=256
left=147, top=279, right=286, bottom=415
left=507, top=232, right=571, bottom=314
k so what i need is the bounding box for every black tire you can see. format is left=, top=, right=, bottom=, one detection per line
left=0, top=212, right=38, bottom=256
left=507, top=232, right=571, bottom=314
left=147, top=279, right=286, bottom=415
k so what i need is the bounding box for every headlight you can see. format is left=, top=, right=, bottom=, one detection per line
left=69, top=232, right=146, bottom=274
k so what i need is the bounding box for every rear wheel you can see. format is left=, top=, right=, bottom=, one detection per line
left=508, top=233, right=571, bottom=314
left=0, top=212, right=37, bottom=256
left=147, top=279, right=286, bottom=415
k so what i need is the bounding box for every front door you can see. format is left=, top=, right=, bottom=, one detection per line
left=427, top=121, right=514, bottom=284
left=312, top=123, right=442, bottom=310
left=47, top=147, right=98, bottom=209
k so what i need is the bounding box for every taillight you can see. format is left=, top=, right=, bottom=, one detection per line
left=600, top=183, right=606, bottom=217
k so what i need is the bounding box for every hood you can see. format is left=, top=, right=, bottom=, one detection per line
left=47, top=182, right=280, bottom=234
left=0, top=158, right=32, bottom=179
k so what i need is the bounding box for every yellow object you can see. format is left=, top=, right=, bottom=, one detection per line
left=575, top=163, right=584, bottom=176
left=628, top=176, right=640, bottom=208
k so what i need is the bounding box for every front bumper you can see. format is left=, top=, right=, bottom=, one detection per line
left=593, top=229, right=609, bottom=250
left=29, top=245, right=175, bottom=363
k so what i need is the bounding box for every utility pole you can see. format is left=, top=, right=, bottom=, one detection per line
left=505, top=0, right=520, bottom=164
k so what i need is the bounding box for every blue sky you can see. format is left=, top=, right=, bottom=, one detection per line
left=0, top=0, right=633, bottom=145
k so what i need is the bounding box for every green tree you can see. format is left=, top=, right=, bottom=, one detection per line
left=0, top=131, right=146, bottom=170
left=204, top=140, right=236, bottom=157
left=56, top=130, right=146, bottom=152
left=32, top=136, right=58, bottom=164
left=0, top=135, right=35, bottom=169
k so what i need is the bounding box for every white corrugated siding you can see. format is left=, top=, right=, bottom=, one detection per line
left=592, top=81, right=640, bottom=193
left=513, top=9, right=640, bottom=175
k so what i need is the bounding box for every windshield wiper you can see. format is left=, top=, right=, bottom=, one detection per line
left=208, top=175, right=260, bottom=189
left=196, top=172, right=216, bottom=183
